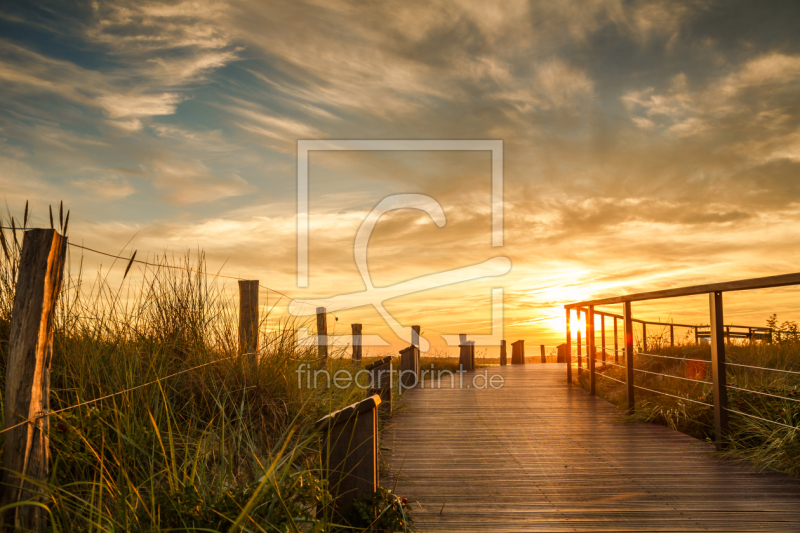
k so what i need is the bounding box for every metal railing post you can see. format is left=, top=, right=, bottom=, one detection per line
left=710, top=291, right=729, bottom=450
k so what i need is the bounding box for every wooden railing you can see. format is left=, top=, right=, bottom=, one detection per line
left=564, top=272, right=800, bottom=451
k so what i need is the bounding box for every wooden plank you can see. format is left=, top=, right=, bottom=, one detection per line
left=0, top=229, right=67, bottom=532
left=565, top=271, right=800, bottom=308
left=382, top=365, right=800, bottom=532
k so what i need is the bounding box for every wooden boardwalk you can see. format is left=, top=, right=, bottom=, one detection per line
left=381, top=364, right=800, bottom=532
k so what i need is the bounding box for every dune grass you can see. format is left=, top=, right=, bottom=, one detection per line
left=0, top=215, right=416, bottom=532
left=576, top=328, right=800, bottom=476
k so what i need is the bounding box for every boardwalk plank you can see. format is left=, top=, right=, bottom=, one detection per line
left=381, top=364, right=800, bottom=532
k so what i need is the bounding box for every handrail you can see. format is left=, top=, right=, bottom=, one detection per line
left=564, top=271, right=800, bottom=308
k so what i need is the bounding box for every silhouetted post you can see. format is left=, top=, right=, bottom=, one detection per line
left=577, top=312, right=583, bottom=376
left=400, top=345, right=420, bottom=386
left=694, top=326, right=699, bottom=345
left=588, top=306, right=596, bottom=395
left=565, top=310, right=572, bottom=383
left=238, top=280, right=259, bottom=367
left=1, top=229, right=67, bottom=532
left=316, top=395, right=380, bottom=516
left=511, top=340, right=525, bottom=364
left=670, top=324, right=674, bottom=347
left=351, top=323, right=362, bottom=361
left=540, top=344, right=546, bottom=363
left=411, top=325, right=420, bottom=348
left=613, top=317, right=619, bottom=363
left=642, top=322, right=647, bottom=353
left=458, top=334, right=473, bottom=370
left=500, top=339, right=508, bottom=366
left=710, top=292, right=729, bottom=450
left=600, top=314, right=606, bottom=363
left=317, top=307, right=328, bottom=364
left=624, top=302, right=635, bottom=413
left=365, top=356, right=391, bottom=416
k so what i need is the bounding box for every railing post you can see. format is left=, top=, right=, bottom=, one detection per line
left=238, top=280, right=259, bottom=367
left=511, top=340, right=525, bottom=364
left=624, top=301, right=635, bottom=413
left=400, top=345, right=420, bottom=387
left=600, top=314, right=606, bottom=363
left=316, top=307, right=328, bottom=364
left=351, top=323, right=362, bottom=361
left=710, top=291, right=729, bottom=450
left=316, top=395, right=381, bottom=516
left=642, top=321, right=647, bottom=353
left=540, top=344, right=546, bottom=363
left=1, top=229, right=67, bottom=532
left=500, top=339, right=507, bottom=366
left=670, top=324, right=674, bottom=347
left=565, top=310, right=572, bottom=383
left=588, top=306, right=596, bottom=395
left=694, top=326, right=699, bottom=345
left=613, top=317, right=619, bottom=363
left=365, top=356, right=392, bottom=416
left=412, top=325, right=420, bottom=348
left=577, top=310, right=583, bottom=376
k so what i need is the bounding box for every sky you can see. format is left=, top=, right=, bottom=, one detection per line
left=2, top=0, right=800, bottom=355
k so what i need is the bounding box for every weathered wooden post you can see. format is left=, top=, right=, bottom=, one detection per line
left=511, top=340, right=525, bottom=364
left=600, top=314, right=606, bottom=363
left=458, top=334, right=474, bottom=371
left=351, top=323, right=362, bottom=361
left=710, top=291, right=729, bottom=450
left=411, top=325, right=420, bottom=348
left=1, top=229, right=67, bottom=532
left=613, top=316, right=619, bottom=363
left=670, top=324, right=675, bottom=347
left=624, top=302, right=635, bottom=413
left=540, top=344, right=546, bottom=363
left=642, top=322, right=647, bottom=353
left=500, top=339, right=507, bottom=366
left=576, top=311, right=583, bottom=376
left=365, top=356, right=392, bottom=416
left=238, top=280, right=259, bottom=367
left=588, top=306, right=596, bottom=395
left=316, top=307, right=327, bottom=364
left=694, top=326, right=699, bottom=345
left=316, top=395, right=381, bottom=515
left=399, top=345, right=420, bottom=387
left=566, top=309, right=572, bottom=383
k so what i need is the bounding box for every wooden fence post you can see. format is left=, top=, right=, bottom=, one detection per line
left=613, top=317, right=619, bottom=363
left=316, top=395, right=380, bottom=515
left=670, top=324, right=674, bottom=347
left=500, top=339, right=507, bottom=366
left=540, top=344, right=546, bottom=363
left=411, top=325, right=420, bottom=348
left=624, top=302, right=635, bottom=413
left=1, top=229, right=67, bottom=532
left=316, top=307, right=327, bottom=364
left=365, top=356, right=392, bottom=416
left=458, top=334, right=473, bottom=371
left=566, top=309, right=572, bottom=383
left=710, top=291, right=729, bottom=450
left=600, top=314, right=606, bottom=363
left=400, top=345, right=420, bottom=387
left=588, top=306, right=596, bottom=395
left=576, top=312, right=583, bottom=376
left=511, top=340, right=525, bottom=364
left=351, top=323, right=362, bottom=361
left=694, top=326, right=699, bottom=345
left=238, top=280, right=259, bottom=367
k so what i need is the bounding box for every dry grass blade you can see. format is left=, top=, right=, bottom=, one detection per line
left=123, top=251, right=137, bottom=280
left=49, top=204, right=54, bottom=229
left=63, top=210, right=69, bottom=236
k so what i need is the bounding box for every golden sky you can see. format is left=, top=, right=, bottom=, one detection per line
left=2, top=1, right=800, bottom=354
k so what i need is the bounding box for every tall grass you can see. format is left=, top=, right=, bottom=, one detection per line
left=578, top=327, right=800, bottom=476
left=0, top=213, right=414, bottom=532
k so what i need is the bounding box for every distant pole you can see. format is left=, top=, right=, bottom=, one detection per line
left=670, top=324, right=674, bottom=347
left=624, top=302, right=635, bottom=413
left=710, top=292, right=729, bottom=450
left=613, top=317, right=619, bottom=364
left=238, top=280, right=259, bottom=367
left=411, top=325, right=420, bottom=348
left=565, top=310, right=572, bottom=383
left=588, top=306, right=596, bottom=395
left=642, top=322, right=647, bottom=353
left=1, top=229, right=67, bottom=532
left=500, top=339, right=508, bottom=366
left=317, top=307, right=328, bottom=364
left=351, top=323, right=362, bottom=361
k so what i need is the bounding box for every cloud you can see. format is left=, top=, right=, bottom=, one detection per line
left=71, top=176, right=135, bottom=200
